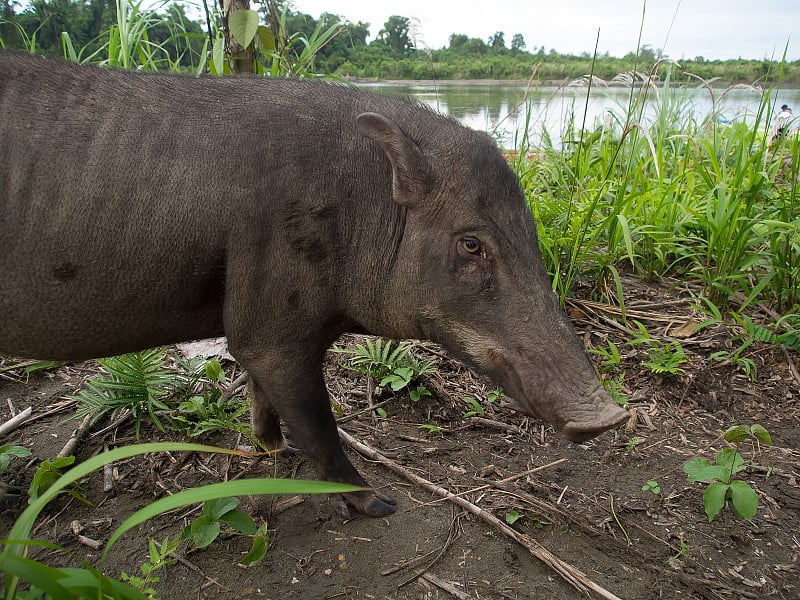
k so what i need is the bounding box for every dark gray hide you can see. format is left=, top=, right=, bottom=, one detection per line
left=0, top=54, right=628, bottom=517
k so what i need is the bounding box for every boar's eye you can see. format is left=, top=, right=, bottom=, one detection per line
left=459, top=237, right=482, bottom=255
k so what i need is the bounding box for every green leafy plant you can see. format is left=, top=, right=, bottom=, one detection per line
left=334, top=338, right=436, bottom=399
left=625, top=436, right=643, bottom=453
left=462, top=396, right=485, bottom=418
left=418, top=423, right=444, bottom=433
left=683, top=424, right=771, bottom=522
left=71, top=348, right=179, bottom=438
left=0, top=445, right=31, bottom=475
left=731, top=311, right=800, bottom=355
left=505, top=509, right=522, bottom=525
left=629, top=321, right=687, bottom=376
left=120, top=535, right=180, bottom=597
left=589, top=339, right=622, bottom=372
left=603, top=373, right=630, bottom=405
left=669, top=535, right=690, bottom=568
left=487, top=390, right=504, bottom=403
left=643, top=341, right=687, bottom=375
left=169, top=358, right=252, bottom=438
left=462, top=391, right=502, bottom=418
left=182, top=497, right=269, bottom=565
left=642, top=480, right=661, bottom=495
left=1, top=442, right=362, bottom=600
left=28, top=456, right=87, bottom=505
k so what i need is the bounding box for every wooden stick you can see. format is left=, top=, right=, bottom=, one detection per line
left=338, top=428, right=622, bottom=600
left=57, top=414, right=93, bottom=458
left=420, top=572, right=473, bottom=599
left=0, top=406, right=33, bottom=438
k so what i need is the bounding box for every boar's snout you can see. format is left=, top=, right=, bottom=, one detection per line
left=494, top=353, right=628, bottom=443
left=561, top=392, right=630, bottom=442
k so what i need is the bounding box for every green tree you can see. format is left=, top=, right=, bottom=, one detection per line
left=488, top=30, right=505, bottom=51
left=511, top=33, right=525, bottom=52
left=376, top=15, right=410, bottom=53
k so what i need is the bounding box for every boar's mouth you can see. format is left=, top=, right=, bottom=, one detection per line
left=488, top=350, right=628, bottom=443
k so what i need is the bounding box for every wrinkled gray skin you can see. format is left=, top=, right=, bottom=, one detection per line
left=0, top=54, right=628, bottom=517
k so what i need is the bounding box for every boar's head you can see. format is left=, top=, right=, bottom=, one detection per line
left=356, top=112, right=628, bottom=442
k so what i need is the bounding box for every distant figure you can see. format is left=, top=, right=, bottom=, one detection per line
left=772, top=104, right=793, bottom=141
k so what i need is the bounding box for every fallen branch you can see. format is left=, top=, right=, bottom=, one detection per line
left=420, top=572, right=473, bottom=599
left=0, top=406, right=33, bottom=438
left=338, top=428, right=621, bottom=600
left=57, top=414, right=93, bottom=458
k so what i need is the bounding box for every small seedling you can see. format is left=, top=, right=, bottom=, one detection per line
left=505, top=510, right=522, bottom=525
left=668, top=535, right=690, bottom=568
left=589, top=339, right=622, bottom=372
left=183, top=497, right=269, bottom=565
left=463, top=396, right=484, bottom=418
left=708, top=350, right=757, bottom=379
left=642, top=480, right=661, bottom=495
left=418, top=423, right=443, bottom=433
left=643, top=341, right=687, bottom=375
left=628, top=321, right=687, bottom=376
left=487, top=390, right=504, bottom=403
left=683, top=424, right=770, bottom=522
left=409, top=385, right=432, bottom=402
left=29, top=456, right=88, bottom=505
left=121, top=535, right=180, bottom=596
left=603, top=373, right=629, bottom=405
left=625, top=436, right=643, bottom=453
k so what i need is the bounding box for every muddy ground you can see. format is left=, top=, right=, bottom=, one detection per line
left=1, top=276, right=799, bottom=600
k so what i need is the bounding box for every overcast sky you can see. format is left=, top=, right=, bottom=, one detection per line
left=291, top=0, right=798, bottom=61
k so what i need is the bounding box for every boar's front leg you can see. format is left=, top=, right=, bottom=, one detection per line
left=244, top=350, right=397, bottom=518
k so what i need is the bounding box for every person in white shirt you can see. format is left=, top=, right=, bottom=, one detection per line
left=772, top=104, right=793, bottom=141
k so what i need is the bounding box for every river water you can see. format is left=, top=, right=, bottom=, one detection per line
left=360, top=81, right=800, bottom=148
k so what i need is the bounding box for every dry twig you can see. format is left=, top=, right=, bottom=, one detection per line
left=0, top=406, right=33, bottom=438
left=57, top=414, right=93, bottom=458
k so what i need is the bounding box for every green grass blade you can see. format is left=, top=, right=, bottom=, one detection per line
left=102, top=478, right=362, bottom=562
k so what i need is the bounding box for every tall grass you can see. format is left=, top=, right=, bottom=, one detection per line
left=518, top=66, right=800, bottom=316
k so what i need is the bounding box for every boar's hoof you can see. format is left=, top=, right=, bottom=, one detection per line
left=340, top=489, right=397, bottom=518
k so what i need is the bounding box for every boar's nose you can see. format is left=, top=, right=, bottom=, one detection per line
left=561, top=396, right=629, bottom=443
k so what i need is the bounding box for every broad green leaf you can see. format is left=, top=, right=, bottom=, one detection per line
left=190, top=514, right=220, bottom=548
left=240, top=525, right=269, bottom=566
left=394, top=367, right=413, bottom=380
left=211, top=37, right=225, bottom=75
left=723, top=425, right=750, bottom=443
left=703, top=482, right=730, bottom=522
left=205, top=497, right=240, bottom=520
left=0, top=553, right=77, bottom=599
left=229, top=9, right=259, bottom=49
left=715, top=448, right=745, bottom=477
left=220, top=508, right=258, bottom=535
left=749, top=424, right=772, bottom=444
left=205, top=359, right=224, bottom=383
left=729, top=480, right=759, bottom=520
left=256, top=25, right=274, bottom=52
left=683, top=458, right=727, bottom=483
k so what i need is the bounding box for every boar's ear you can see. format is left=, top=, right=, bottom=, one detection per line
left=356, top=112, right=434, bottom=207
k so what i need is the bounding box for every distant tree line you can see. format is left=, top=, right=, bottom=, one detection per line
left=1, top=0, right=798, bottom=83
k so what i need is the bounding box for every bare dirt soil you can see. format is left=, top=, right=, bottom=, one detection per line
left=2, top=276, right=799, bottom=600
